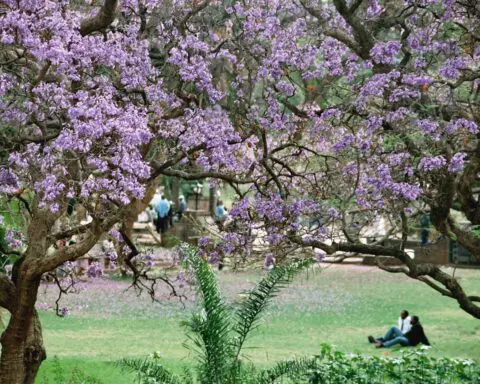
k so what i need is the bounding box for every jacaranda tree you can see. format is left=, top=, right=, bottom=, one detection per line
left=0, top=0, right=479, bottom=382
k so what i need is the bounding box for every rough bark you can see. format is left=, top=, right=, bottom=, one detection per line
left=0, top=277, right=45, bottom=384
left=0, top=276, right=14, bottom=312
left=171, top=177, right=180, bottom=207
left=0, top=204, right=57, bottom=383
left=79, top=0, right=119, bottom=36
left=209, top=185, right=217, bottom=217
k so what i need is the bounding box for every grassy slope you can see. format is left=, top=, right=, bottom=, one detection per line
left=28, top=265, right=480, bottom=383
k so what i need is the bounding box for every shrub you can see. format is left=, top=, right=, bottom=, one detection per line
left=120, top=244, right=316, bottom=383
left=40, top=357, right=104, bottom=384
left=306, top=344, right=480, bottom=384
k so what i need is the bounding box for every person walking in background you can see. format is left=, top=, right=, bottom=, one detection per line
left=368, top=310, right=411, bottom=344
left=373, top=315, right=430, bottom=348
left=178, top=195, right=187, bottom=220
left=168, top=200, right=175, bottom=228
left=214, top=200, right=227, bottom=230
left=155, top=195, right=170, bottom=234
left=147, top=204, right=157, bottom=226
left=420, top=214, right=430, bottom=245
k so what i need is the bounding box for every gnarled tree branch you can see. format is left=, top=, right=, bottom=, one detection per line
left=80, top=0, right=118, bottom=36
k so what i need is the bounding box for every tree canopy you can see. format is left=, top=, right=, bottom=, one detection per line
left=1, top=0, right=480, bottom=382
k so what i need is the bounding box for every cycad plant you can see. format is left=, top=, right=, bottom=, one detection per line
left=120, top=245, right=321, bottom=384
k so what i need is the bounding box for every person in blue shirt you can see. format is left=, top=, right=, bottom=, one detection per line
left=214, top=200, right=227, bottom=229
left=155, top=196, right=170, bottom=234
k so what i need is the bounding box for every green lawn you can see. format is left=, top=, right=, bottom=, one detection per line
left=14, top=264, right=480, bottom=383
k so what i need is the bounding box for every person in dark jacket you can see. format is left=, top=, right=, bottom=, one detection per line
left=420, top=215, right=430, bottom=245
left=168, top=201, right=175, bottom=228
left=375, top=316, right=430, bottom=348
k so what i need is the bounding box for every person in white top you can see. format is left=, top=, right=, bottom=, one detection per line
left=368, top=310, right=411, bottom=344
left=397, top=310, right=412, bottom=334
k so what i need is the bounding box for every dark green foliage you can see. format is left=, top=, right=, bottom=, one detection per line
left=40, top=357, right=104, bottom=384
left=119, top=356, right=180, bottom=384
left=305, top=344, right=480, bottom=384
left=181, top=248, right=233, bottom=383
left=257, top=357, right=324, bottom=384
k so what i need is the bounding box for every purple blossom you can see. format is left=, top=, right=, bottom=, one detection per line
left=417, top=119, right=440, bottom=138
left=327, top=207, right=340, bottom=219
left=386, top=107, right=411, bottom=123
left=438, top=56, right=472, bottom=79
left=419, top=156, right=447, bottom=171
left=5, top=230, right=22, bottom=249
left=370, top=41, right=401, bottom=64
left=445, top=119, right=478, bottom=135
left=229, top=198, right=250, bottom=219
left=265, top=226, right=284, bottom=245
left=255, top=194, right=285, bottom=223
left=388, top=152, right=410, bottom=166
left=402, top=74, right=433, bottom=86
left=366, top=0, right=384, bottom=18
left=448, top=153, right=467, bottom=173
left=364, top=115, right=383, bottom=133
left=332, top=134, right=355, bottom=152
left=389, top=88, right=421, bottom=103
left=263, top=253, right=275, bottom=269
left=61, top=261, right=75, bottom=274
left=276, top=80, right=296, bottom=96
left=108, top=229, right=123, bottom=242
left=0, top=168, right=19, bottom=194
left=198, top=236, right=211, bottom=247
left=87, top=262, right=103, bottom=279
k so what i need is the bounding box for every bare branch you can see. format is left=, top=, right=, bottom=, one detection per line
left=178, top=1, right=210, bottom=36
left=332, top=0, right=374, bottom=58
left=159, top=168, right=253, bottom=184
left=299, top=0, right=366, bottom=58
left=120, top=230, right=187, bottom=304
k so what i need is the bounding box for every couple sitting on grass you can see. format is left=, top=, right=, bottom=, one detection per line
left=368, top=310, right=430, bottom=348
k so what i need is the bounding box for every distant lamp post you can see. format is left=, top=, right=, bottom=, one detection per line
left=193, top=183, right=202, bottom=211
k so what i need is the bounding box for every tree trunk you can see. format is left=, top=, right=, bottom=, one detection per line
left=0, top=278, right=45, bottom=384
left=209, top=185, right=217, bottom=217
left=171, top=177, right=180, bottom=206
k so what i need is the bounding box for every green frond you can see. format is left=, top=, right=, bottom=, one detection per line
left=179, top=367, right=195, bottom=384
left=233, top=258, right=315, bottom=358
left=182, top=245, right=233, bottom=384
left=256, top=356, right=322, bottom=384
left=118, top=357, right=180, bottom=384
